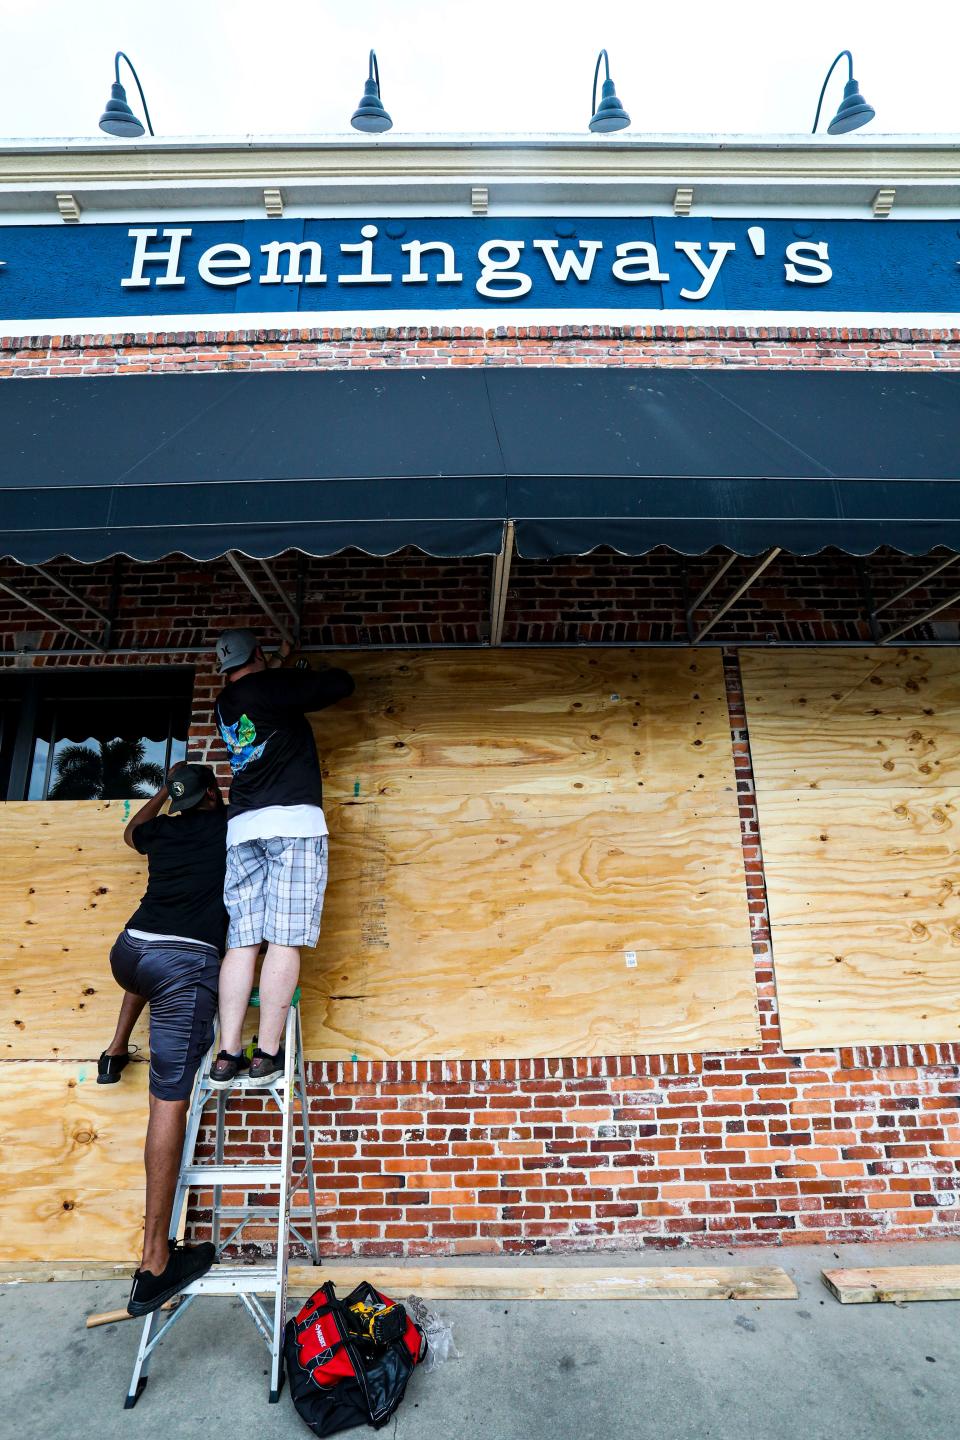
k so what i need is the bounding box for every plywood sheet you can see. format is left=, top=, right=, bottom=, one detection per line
left=302, top=649, right=757, bottom=1058
left=0, top=801, right=149, bottom=1060
left=757, top=789, right=960, bottom=927
left=0, top=1061, right=147, bottom=1263
left=317, top=650, right=735, bottom=801
left=742, top=648, right=960, bottom=1048
left=740, top=648, right=960, bottom=792
left=3, top=650, right=756, bottom=1066
left=765, top=923, right=960, bottom=1047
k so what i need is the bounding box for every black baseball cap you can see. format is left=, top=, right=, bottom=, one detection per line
left=167, top=764, right=217, bottom=814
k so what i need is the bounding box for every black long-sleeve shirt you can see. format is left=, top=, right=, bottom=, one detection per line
left=215, top=666, right=354, bottom=818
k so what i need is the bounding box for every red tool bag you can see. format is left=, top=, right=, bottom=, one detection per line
left=284, top=1280, right=427, bottom=1435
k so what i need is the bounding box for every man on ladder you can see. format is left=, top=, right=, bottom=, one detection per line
left=210, top=629, right=354, bottom=1087
left=102, top=761, right=229, bottom=1318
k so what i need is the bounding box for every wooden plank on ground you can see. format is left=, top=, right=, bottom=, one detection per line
left=288, top=1263, right=797, bottom=1301
left=0, top=1062, right=147, bottom=1264
left=741, top=648, right=960, bottom=1049
left=823, top=1266, right=960, bottom=1304
left=6, top=1260, right=795, bottom=1303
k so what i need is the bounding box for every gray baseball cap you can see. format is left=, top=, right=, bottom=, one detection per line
left=215, top=628, right=258, bottom=674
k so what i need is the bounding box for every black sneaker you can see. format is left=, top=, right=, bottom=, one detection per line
left=208, top=1049, right=251, bottom=1089
left=247, top=1047, right=285, bottom=1086
left=127, top=1241, right=216, bottom=1316
left=97, top=1050, right=132, bottom=1084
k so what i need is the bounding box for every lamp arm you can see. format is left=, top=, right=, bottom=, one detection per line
left=812, top=48, right=853, bottom=133
left=591, top=48, right=610, bottom=120
left=114, top=50, right=155, bottom=136
left=369, top=49, right=381, bottom=97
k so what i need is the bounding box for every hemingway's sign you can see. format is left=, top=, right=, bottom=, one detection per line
left=0, top=218, right=957, bottom=319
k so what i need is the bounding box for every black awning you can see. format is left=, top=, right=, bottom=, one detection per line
left=1, top=368, right=959, bottom=564
left=0, top=370, right=507, bottom=563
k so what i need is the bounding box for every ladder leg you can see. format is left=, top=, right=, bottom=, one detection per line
left=125, top=1311, right=160, bottom=1408
left=168, top=1041, right=214, bottom=1243
left=295, top=1005, right=321, bottom=1264
left=269, top=1006, right=296, bottom=1402
left=212, top=1088, right=227, bottom=1255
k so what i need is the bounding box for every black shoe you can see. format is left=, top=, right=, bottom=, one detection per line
left=247, top=1047, right=285, bottom=1086
left=208, top=1049, right=250, bottom=1089
left=127, top=1241, right=216, bottom=1316
left=97, top=1050, right=131, bottom=1085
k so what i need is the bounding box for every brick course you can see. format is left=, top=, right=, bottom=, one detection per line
left=3, top=322, right=960, bottom=1254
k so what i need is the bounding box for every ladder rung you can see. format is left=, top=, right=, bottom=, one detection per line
left=214, top=1206, right=285, bottom=1218
left=182, top=1165, right=282, bottom=1186
left=183, top=1266, right=280, bottom=1296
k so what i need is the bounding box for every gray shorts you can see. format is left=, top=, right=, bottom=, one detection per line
left=225, top=835, right=328, bottom=949
left=110, top=929, right=218, bottom=1101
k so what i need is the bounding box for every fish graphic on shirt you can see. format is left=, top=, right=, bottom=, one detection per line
left=218, top=712, right=269, bottom=773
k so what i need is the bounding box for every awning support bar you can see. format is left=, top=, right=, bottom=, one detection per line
left=27, top=564, right=112, bottom=626
left=489, top=520, right=515, bottom=647
left=0, top=578, right=105, bottom=652
left=880, top=587, right=960, bottom=644
left=689, top=547, right=782, bottom=646
left=256, top=559, right=300, bottom=625
left=871, top=551, right=960, bottom=618
left=856, top=558, right=883, bottom=645
left=225, top=552, right=294, bottom=646
left=685, top=552, right=738, bottom=643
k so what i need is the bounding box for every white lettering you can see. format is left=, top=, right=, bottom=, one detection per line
left=197, top=243, right=251, bottom=287
left=400, top=240, right=463, bottom=285
left=120, top=227, right=191, bottom=289
left=475, top=240, right=532, bottom=300
left=338, top=224, right=392, bottom=285
left=611, top=241, right=669, bottom=284
left=674, top=240, right=736, bottom=301
left=532, top=239, right=603, bottom=282
left=784, top=240, right=832, bottom=285
left=260, top=241, right=327, bottom=285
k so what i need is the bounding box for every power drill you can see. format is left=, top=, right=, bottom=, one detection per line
left=345, top=1298, right=407, bottom=1349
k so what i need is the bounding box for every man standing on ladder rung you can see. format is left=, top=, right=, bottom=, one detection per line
left=211, top=629, right=354, bottom=1087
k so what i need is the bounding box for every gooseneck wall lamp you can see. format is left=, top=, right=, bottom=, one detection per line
left=351, top=50, right=393, bottom=133
left=812, top=49, right=875, bottom=134
left=589, top=49, right=630, bottom=133
left=99, top=51, right=154, bottom=137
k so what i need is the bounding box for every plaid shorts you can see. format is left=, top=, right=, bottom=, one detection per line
left=225, top=835, right=328, bottom=949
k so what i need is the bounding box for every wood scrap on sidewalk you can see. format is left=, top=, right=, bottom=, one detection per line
left=823, top=1265, right=960, bottom=1304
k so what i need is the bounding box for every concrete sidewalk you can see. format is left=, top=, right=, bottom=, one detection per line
left=2, top=1243, right=958, bottom=1440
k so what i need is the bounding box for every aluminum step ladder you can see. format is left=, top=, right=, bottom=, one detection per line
left=125, top=989, right=319, bottom=1408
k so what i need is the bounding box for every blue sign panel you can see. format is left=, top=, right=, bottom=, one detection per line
left=0, top=217, right=957, bottom=319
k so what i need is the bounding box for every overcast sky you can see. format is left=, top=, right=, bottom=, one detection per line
left=0, top=0, right=956, bottom=141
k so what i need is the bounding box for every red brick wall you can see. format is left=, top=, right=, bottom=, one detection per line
left=3, top=322, right=960, bottom=1255
left=1, top=323, right=959, bottom=378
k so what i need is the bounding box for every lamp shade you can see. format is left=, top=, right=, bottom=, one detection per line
left=99, top=80, right=146, bottom=138
left=827, top=76, right=875, bottom=134
left=351, top=78, right=392, bottom=133
left=589, top=76, right=630, bottom=133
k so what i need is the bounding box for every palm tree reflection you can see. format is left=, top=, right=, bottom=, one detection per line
left=47, top=738, right=165, bottom=800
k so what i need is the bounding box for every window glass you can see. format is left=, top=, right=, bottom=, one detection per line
left=2, top=670, right=192, bottom=801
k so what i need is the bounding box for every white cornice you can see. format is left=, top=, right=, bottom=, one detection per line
left=0, top=134, right=958, bottom=220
